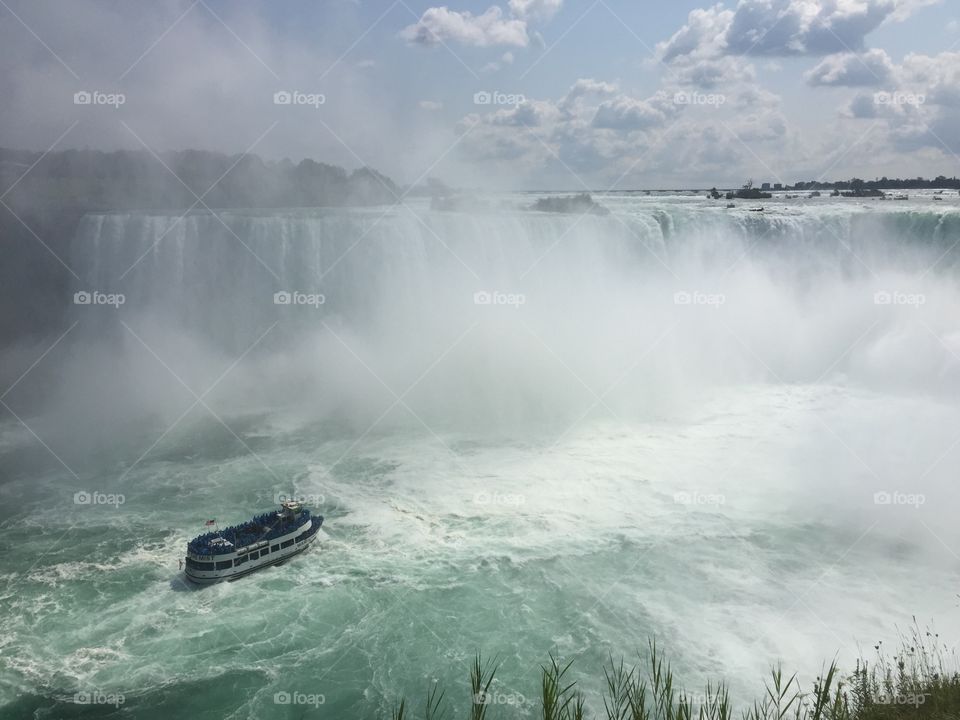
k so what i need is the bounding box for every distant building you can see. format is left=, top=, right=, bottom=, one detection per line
left=773, top=183, right=783, bottom=190
left=761, top=182, right=771, bottom=190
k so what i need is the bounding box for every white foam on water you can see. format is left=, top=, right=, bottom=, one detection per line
left=3, top=196, right=960, bottom=713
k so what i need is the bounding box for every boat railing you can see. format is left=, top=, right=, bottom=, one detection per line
left=188, top=509, right=310, bottom=555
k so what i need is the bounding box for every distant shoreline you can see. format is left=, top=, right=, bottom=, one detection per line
left=517, top=182, right=960, bottom=194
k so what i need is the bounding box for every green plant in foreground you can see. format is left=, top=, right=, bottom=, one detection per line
left=542, top=654, right=585, bottom=720
left=381, top=622, right=960, bottom=720
left=424, top=682, right=446, bottom=720
left=602, top=655, right=636, bottom=720
left=471, top=653, right=500, bottom=720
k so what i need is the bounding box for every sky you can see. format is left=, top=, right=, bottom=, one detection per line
left=1, top=0, right=959, bottom=189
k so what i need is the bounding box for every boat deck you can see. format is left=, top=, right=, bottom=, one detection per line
left=188, top=509, right=313, bottom=557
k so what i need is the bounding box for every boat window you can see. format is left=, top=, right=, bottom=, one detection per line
left=185, top=558, right=214, bottom=571
left=235, top=555, right=248, bottom=566
left=215, top=560, right=233, bottom=570
left=260, top=547, right=270, bottom=555
left=271, top=545, right=279, bottom=552
left=249, top=551, right=259, bottom=560
left=280, top=539, right=294, bottom=549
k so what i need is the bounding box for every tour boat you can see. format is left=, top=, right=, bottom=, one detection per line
left=184, top=501, right=322, bottom=584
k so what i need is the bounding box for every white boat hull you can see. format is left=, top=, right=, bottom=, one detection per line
left=184, top=516, right=320, bottom=584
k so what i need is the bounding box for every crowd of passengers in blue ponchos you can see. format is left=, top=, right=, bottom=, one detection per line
left=188, top=509, right=310, bottom=556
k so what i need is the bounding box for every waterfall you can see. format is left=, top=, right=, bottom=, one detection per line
left=62, top=200, right=960, bottom=427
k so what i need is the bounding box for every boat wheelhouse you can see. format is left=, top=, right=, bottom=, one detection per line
left=184, top=501, right=322, bottom=584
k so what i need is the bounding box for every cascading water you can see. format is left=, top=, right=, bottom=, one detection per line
left=3, top=195, right=960, bottom=718
left=67, top=198, right=960, bottom=418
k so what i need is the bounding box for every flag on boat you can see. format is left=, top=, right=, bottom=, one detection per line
left=205, top=519, right=216, bottom=526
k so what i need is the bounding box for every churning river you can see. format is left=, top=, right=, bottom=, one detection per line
left=2, top=193, right=959, bottom=718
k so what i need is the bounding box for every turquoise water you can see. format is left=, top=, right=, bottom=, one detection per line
left=2, top=196, right=960, bottom=717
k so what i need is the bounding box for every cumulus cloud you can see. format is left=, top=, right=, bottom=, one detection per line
left=565, top=78, right=620, bottom=97
left=672, top=56, right=758, bottom=88
left=891, top=0, right=943, bottom=22
left=889, top=52, right=960, bottom=151
left=489, top=100, right=556, bottom=127
left=724, top=0, right=895, bottom=56
left=508, top=0, right=563, bottom=21
left=452, top=73, right=793, bottom=187
left=843, top=51, right=960, bottom=114
left=592, top=93, right=681, bottom=131
left=658, top=4, right=734, bottom=62
left=559, top=78, right=619, bottom=110
left=847, top=92, right=882, bottom=118
left=401, top=0, right=562, bottom=48
left=900, top=51, right=960, bottom=107
left=805, top=49, right=895, bottom=86
left=400, top=6, right=529, bottom=47
left=6, top=0, right=953, bottom=190
left=842, top=51, right=960, bottom=155
left=650, top=0, right=954, bottom=170
left=658, top=0, right=933, bottom=61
